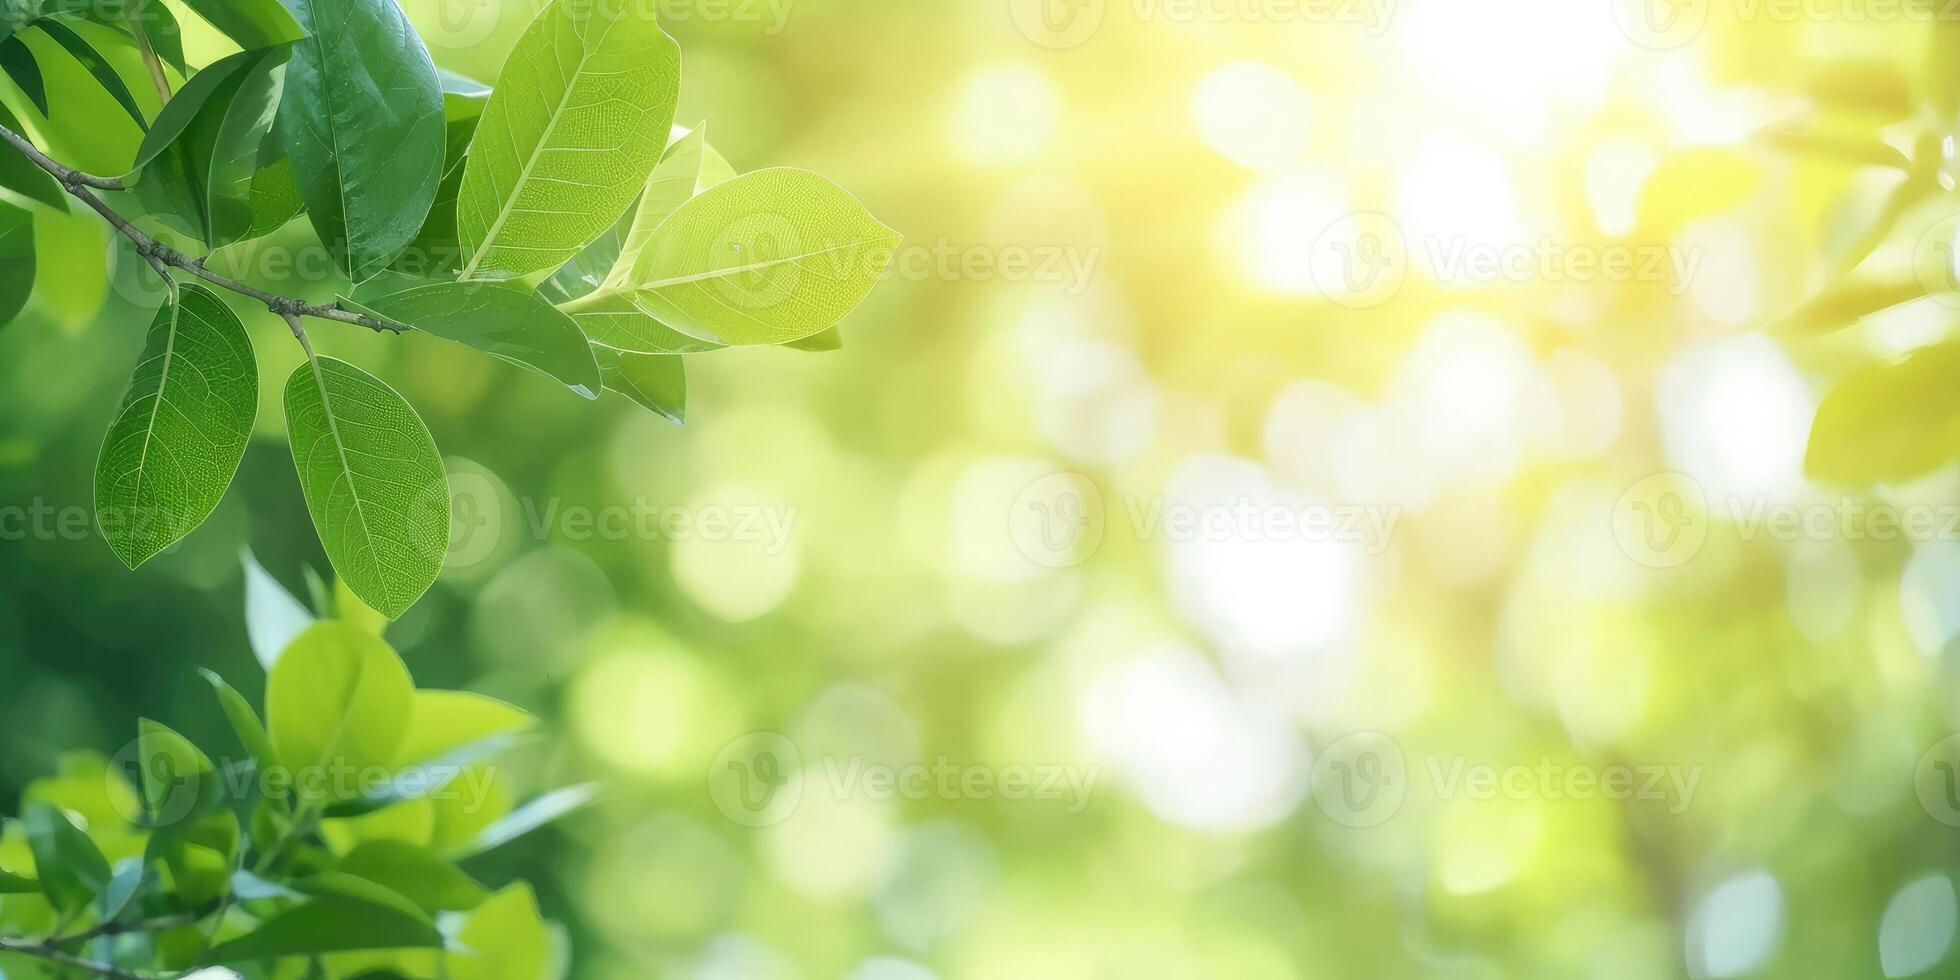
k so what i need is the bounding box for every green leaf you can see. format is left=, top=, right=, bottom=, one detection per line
left=176, top=0, right=304, bottom=49
left=0, top=200, right=30, bottom=326
left=32, top=18, right=145, bottom=128
left=22, top=800, right=112, bottom=914
left=1808, top=342, right=1960, bottom=485
left=135, top=718, right=223, bottom=832
left=265, top=622, right=415, bottom=803
left=242, top=548, right=315, bottom=669
left=131, top=44, right=290, bottom=248
left=592, top=345, right=683, bottom=424
left=338, top=840, right=487, bottom=912
left=341, top=281, right=601, bottom=399
left=0, top=35, right=46, bottom=115
left=284, top=356, right=448, bottom=619
left=446, top=883, right=552, bottom=980
left=456, top=0, right=680, bottom=281
left=618, top=168, right=900, bottom=346
left=456, top=783, right=600, bottom=858
left=202, top=872, right=443, bottom=963
left=92, top=282, right=258, bottom=568
left=0, top=100, right=62, bottom=209
left=1772, top=278, right=1928, bottom=335
left=394, top=690, right=534, bottom=768
left=561, top=290, right=723, bottom=354
left=244, top=148, right=305, bottom=240
left=199, top=667, right=279, bottom=778
left=278, top=0, right=445, bottom=280
left=0, top=866, right=37, bottom=893
left=601, top=123, right=718, bottom=289
left=786, top=326, right=842, bottom=352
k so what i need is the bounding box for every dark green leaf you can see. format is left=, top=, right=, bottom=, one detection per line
left=22, top=800, right=112, bottom=913
left=0, top=35, right=44, bottom=114
left=0, top=100, right=62, bottom=208
left=131, top=44, right=289, bottom=248
left=342, top=281, right=601, bottom=399
left=593, top=345, right=683, bottom=424
left=284, top=357, right=448, bottom=619
left=32, top=18, right=145, bottom=128
left=278, top=0, right=444, bottom=280
left=202, top=872, right=442, bottom=963
left=93, top=282, right=258, bottom=568
left=0, top=200, right=31, bottom=325
left=0, top=867, right=38, bottom=893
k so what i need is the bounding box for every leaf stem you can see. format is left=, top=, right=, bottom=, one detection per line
left=127, top=1, right=172, bottom=104
left=0, top=120, right=407, bottom=340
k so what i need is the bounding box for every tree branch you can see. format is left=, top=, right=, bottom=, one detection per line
left=0, top=935, right=164, bottom=979
left=0, top=121, right=407, bottom=339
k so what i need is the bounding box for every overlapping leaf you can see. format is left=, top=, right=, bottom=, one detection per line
left=342, top=280, right=602, bottom=398
left=132, top=45, right=290, bottom=249
left=456, top=0, right=679, bottom=281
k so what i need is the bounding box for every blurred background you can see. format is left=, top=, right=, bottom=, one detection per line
left=9, top=0, right=1960, bottom=976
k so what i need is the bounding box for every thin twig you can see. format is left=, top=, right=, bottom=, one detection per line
left=0, top=935, right=164, bottom=979
left=0, top=120, right=406, bottom=339
left=126, top=0, right=172, bottom=104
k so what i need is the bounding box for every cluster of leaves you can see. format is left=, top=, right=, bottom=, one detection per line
left=0, top=554, right=592, bottom=979
left=0, top=0, right=900, bottom=620
left=1763, top=25, right=1960, bottom=484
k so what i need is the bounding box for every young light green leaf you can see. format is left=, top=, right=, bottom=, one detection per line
left=131, top=45, right=291, bottom=248
left=284, top=356, right=448, bottom=619
left=786, top=327, right=842, bottom=351
left=22, top=800, right=112, bottom=913
left=561, top=290, right=723, bottom=354
left=278, top=0, right=445, bottom=280
left=592, top=345, right=683, bottom=424
left=241, top=548, right=315, bottom=669
left=623, top=168, right=900, bottom=345
left=93, top=282, right=257, bottom=568
left=0, top=201, right=31, bottom=326
left=1807, top=342, right=1960, bottom=485
left=602, top=123, right=713, bottom=288
left=456, top=0, right=680, bottom=281
left=456, top=783, right=600, bottom=858
left=339, top=840, right=488, bottom=912
left=176, top=0, right=304, bottom=48
left=266, top=622, right=414, bottom=802
left=0, top=101, right=62, bottom=209
left=394, top=690, right=535, bottom=768
left=202, top=872, right=442, bottom=963
left=340, top=281, right=602, bottom=399
left=135, top=718, right=222, bottom=833
left=446, top=883, right=553, bottom=980
left=199, top=668, right=279, bottom=777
